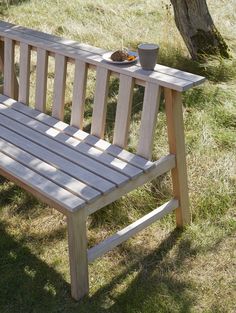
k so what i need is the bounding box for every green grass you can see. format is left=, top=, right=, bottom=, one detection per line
left=0, top=1, right=236, bottom=312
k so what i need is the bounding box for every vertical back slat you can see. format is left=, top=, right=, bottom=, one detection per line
left=19, top=42, right=31, bottom=104
left=91, top=67, right=110, bottom=138
left=113, top=74, right=134, bottom=148
left=3, top=38, right=15, bottom=98
left=71, top=60, right=88, bottom=128
left=0, top=40, right=4, bottom=74
left=35, top=48, right=48, bottom=112
left=52, top=54, right=67, bottom=120
left=137, top=82, right=160, bottom=160
left=0, top=40, right=4, bottom=94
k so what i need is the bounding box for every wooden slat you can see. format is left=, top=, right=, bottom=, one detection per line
left=0, top=41, right=4, bottom=94
left=153, top=63, right=206, bottom=85
left=71, top=60, right=88, bottom=128
left=35, top=48, right=48, bottom=112
left=0, top=110, right=130, bottom=186
left=0, top=94, right=154, bottom=171
left=67, top=209, right=89, bottom=300
left=52, top=53, right=67, bottom=120
left=0, top=123, right=116, bottom=194
left=3, top=37, right=15, bottom=98
left=113, top=74, right=134, bottom=148
left=137, top=82, right=161, bottom=160
left=91, top=67, right=110, bottom=138
left=19, top=42, right=31, bottom=104
left=0, top=138, right=100, bottom=202
left=88, top=199, right=178, bottom=262
left=0, top=102, right=142, bottom=179
left=0, top=23, right=205, bottom=91
left=0, top=21, right=206, bottom=87
left=4, top=21, right=205, bottom=86
left=164, top=88, right=190, bottom=226
left=0, top=151, right=85, bottom=212
left=86, top=154, right=176, bottom=215
left=0, top=40, right=3, bottom=73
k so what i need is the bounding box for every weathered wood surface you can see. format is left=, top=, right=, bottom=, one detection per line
left=137, top=82, right=161, bottom=160
left=88, top=199, right=178, bottom=262
left=164, top=88, right=191, bottom=226
left=0, top=94, right=155, bottom=172
left=0, top=150, right=86, bottom=213
left=19, top=43, right=31, bottom=104
left=67, top=209, right=89, bottom=300
left=0, top=22, right=206, bottom=301
left=0, top=21, right=205, bottom=92
left=0, top=96, right=176, bottom=217
left=71, top=60, right=88, bottom=128
left=91, top=67, right=110, bottom=138
left=52, top=54, right=67, bottom=119
left=113, top=75, right=134, bottom=148
left=35, top=48, right=48, bottom=111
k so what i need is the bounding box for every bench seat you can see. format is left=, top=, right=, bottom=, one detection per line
left=0, top=94, right=167, bottom=215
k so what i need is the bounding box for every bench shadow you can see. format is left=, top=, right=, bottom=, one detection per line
left=0, top=220, right=72, bottom=313
left=0, top=176, right=46, bottom=217
left=0, top=0, right=31, bottom=15
left=80, top=228, right=195, bottom=313
left=158, top=49, right=236, bottom=83
left=0, top=216, right=196, bottom=313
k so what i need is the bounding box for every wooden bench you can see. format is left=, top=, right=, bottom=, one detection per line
left=0, top=21, right=205, bottom=300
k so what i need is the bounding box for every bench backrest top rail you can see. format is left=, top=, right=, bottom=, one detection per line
left=0, top=20, right=205, bottom=92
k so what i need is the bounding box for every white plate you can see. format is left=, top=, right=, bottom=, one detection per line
left=102, top=51, right=138, bottom=64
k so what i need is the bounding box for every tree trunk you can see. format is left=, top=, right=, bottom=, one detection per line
left=170, top=0, right=230, bottom=60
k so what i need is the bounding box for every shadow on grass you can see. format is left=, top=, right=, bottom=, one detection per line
left=159, top=47, right=236, bottom=83
left=0, top=221, right=71, bottom=313
left=0, top=0, right=31, bottom=15
left=0, top=177, right=46, bottom=218
left=0, top=218, right=196, bottom=313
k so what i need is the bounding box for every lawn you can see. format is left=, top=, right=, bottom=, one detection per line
left=0, top=0, right=235, bottom=312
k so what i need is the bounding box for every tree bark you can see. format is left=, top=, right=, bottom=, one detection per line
left=170, top=0, right=230, bottom=60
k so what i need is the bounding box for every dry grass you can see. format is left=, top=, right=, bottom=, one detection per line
left=0, top=1, right=235, bottom=312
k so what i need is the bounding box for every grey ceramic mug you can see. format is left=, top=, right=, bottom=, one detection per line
left=138, top=43, right=159, bottom=70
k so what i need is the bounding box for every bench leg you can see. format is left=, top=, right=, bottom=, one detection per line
left=67, top=208, right=89, bottom=300
left=164, top=88, right=191, bottom=227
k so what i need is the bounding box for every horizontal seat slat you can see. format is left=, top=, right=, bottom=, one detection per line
left=0, top=151, right=85, bottom=212
left=0, top=95, right=153, bottom=173
left=0, top=109, right=129, bottom=187
left=86, top=154, right=176, bottom=215
left=0, top=138, right=101, bottom=202
left=0, top=123, right=115, bottom=194
left=0, top=102, right=142, bottom=179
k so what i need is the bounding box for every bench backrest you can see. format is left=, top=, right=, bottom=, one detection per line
left=0, top=21, right=204, bottom=160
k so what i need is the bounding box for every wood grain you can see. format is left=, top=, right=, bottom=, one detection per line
left=113, top=74, right=134, bottom=148
left=35, top=48, right=48, bottom=112
left=91, top=66, right=110, bottom=138
left=164, top=88, right=190, bottom=226
left=71, top=60, right=88, bottom=128
left=137, top=82, right=160, bottom=160
left=52, top=54, right=67, bottom=120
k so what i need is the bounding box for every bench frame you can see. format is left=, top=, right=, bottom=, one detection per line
left=0, top=21, right=205, bottom=300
